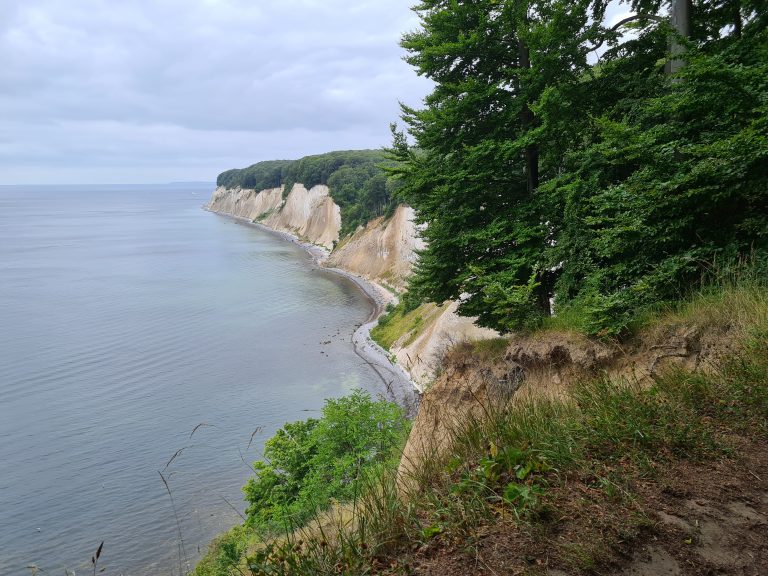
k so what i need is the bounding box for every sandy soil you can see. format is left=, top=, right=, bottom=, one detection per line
left=404, top=436, right=768, bottom=576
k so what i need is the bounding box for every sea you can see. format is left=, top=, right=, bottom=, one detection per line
left=0, top=184, right=387, bottom=575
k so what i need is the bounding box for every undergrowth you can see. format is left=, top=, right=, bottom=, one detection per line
left=196, top=277, right=768, bottom=575
left=542, top=255, right=768, bottom=338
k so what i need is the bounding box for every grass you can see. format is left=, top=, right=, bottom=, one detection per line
left=195, top=271, right=768, bottom=575
left=541, top=257, right=768, bottom=340
left=465, top=337, right=509, bottom=361
left=370, top=301, right=447, bottom=350
left=653, top=277, right=768, bottom=339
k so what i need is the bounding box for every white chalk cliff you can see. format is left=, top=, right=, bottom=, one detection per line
left=326, top=205, right=424, bottom=292
left=207, top=184, right=340, bottom=251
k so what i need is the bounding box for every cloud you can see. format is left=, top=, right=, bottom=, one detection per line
left=0, top=0, right=431, bottom=183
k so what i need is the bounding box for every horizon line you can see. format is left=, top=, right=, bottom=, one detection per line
left=0, top=181, right=215, bottom=187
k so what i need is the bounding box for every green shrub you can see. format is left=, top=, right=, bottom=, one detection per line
left=242, top=390, right=408, bottom=532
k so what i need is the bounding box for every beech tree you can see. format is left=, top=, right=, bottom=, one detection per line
left=391, top=0, right=605, bottom=330
left=392, top=0, right=767, bottom=335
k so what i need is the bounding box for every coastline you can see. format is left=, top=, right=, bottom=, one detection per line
left=205, top=208, right=421, bottom=409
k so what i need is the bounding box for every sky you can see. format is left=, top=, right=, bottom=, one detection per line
left=0, top=1, right=634, bottom=185
left=0, top=0, right=433, bottom=184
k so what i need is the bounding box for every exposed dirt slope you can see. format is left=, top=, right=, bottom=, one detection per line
left=391, top=300, right=499, bottom=388
left=397, top=314, right=767, bottom=575
left=400, top=320, right=745, bottom=482
left=405, top=441, right=768, bottom=576
left=626, top=444, right=768, bottom=576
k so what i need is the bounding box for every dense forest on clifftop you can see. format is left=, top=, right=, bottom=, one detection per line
left=391, top=0, right=768, bottom=336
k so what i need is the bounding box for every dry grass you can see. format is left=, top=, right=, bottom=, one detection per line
left=660, top=280, right=768, bottom=335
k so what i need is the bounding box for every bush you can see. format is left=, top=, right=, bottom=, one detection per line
left=242, top=390, right=408, bottom=532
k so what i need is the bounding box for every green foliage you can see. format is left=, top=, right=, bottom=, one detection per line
left=393, top=0, right=768, bottom=336
left=574, top=377, right=719, bottom=464
left=216, top=150, right=401, bottom=236
left=217, top=159, right=294, bottom=191
left=443, top=328, right=768, bottom=520
left=196, top=277, right=768, bottom=575
left=370, top=300, right=446, bottom=350
left=547, top=26, right=768, bottom=335
left=390, top=0, right=608, bottom=330
left=242, top=390, right=407, bottom=531
left=328, top=163, right=402, bottom=235
left=451, top=444, right=551, bottom=518
left=193, top=526, right=251, bottom=576
left=479, top=273, right=544, bottom=332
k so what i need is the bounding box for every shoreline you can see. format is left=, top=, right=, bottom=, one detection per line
left=205, top=208, right=421, bottom=408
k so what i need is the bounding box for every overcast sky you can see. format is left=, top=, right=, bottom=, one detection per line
left=0, top=0, right=434, bottom=184
left=1, top=1, right=633, bottom=185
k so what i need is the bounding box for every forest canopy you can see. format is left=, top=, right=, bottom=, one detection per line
left=389, top=0, right=768, bottom=336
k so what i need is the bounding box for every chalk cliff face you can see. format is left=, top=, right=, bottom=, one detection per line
left=207, top=186, right=283, bottom=221
left=326, top=205, right=424, bottom=291
left=325, top=205, right=497, bottom=386
left=207, top=184, right=340, bottom=251
left=392, top=301, right=499, bottom=386
left=263, top=184, right=341, bottom=251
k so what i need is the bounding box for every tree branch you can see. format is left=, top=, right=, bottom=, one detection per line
left=588, top=13, right=667, bottom=53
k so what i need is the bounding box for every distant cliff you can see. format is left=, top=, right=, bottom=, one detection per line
left=326, top=205, right=423, bottom=292
left=207, top=184, right=340, bottom=250
left=206, top=173, right=496, bottom=387
left=214, top=150, right=399, bottom=236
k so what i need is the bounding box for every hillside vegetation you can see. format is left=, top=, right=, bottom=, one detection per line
left=391, top=0, right=767, bottom=337
left=196, top=1, right=768, bottom=574
left=216, top=150, right=399, bottom=235
left=195, top=270, right=768, bottom=575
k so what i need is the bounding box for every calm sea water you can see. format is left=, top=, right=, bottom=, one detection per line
left=0, top=184, right=385, bottom=575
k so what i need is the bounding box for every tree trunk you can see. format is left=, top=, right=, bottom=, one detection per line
left=517, top=40, right=539, bottom=194
left=668, top=0, right=692, bottom=74
left=517, top=38, right=548, bottom=313
left=733, top=0, right=743, bottom=38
